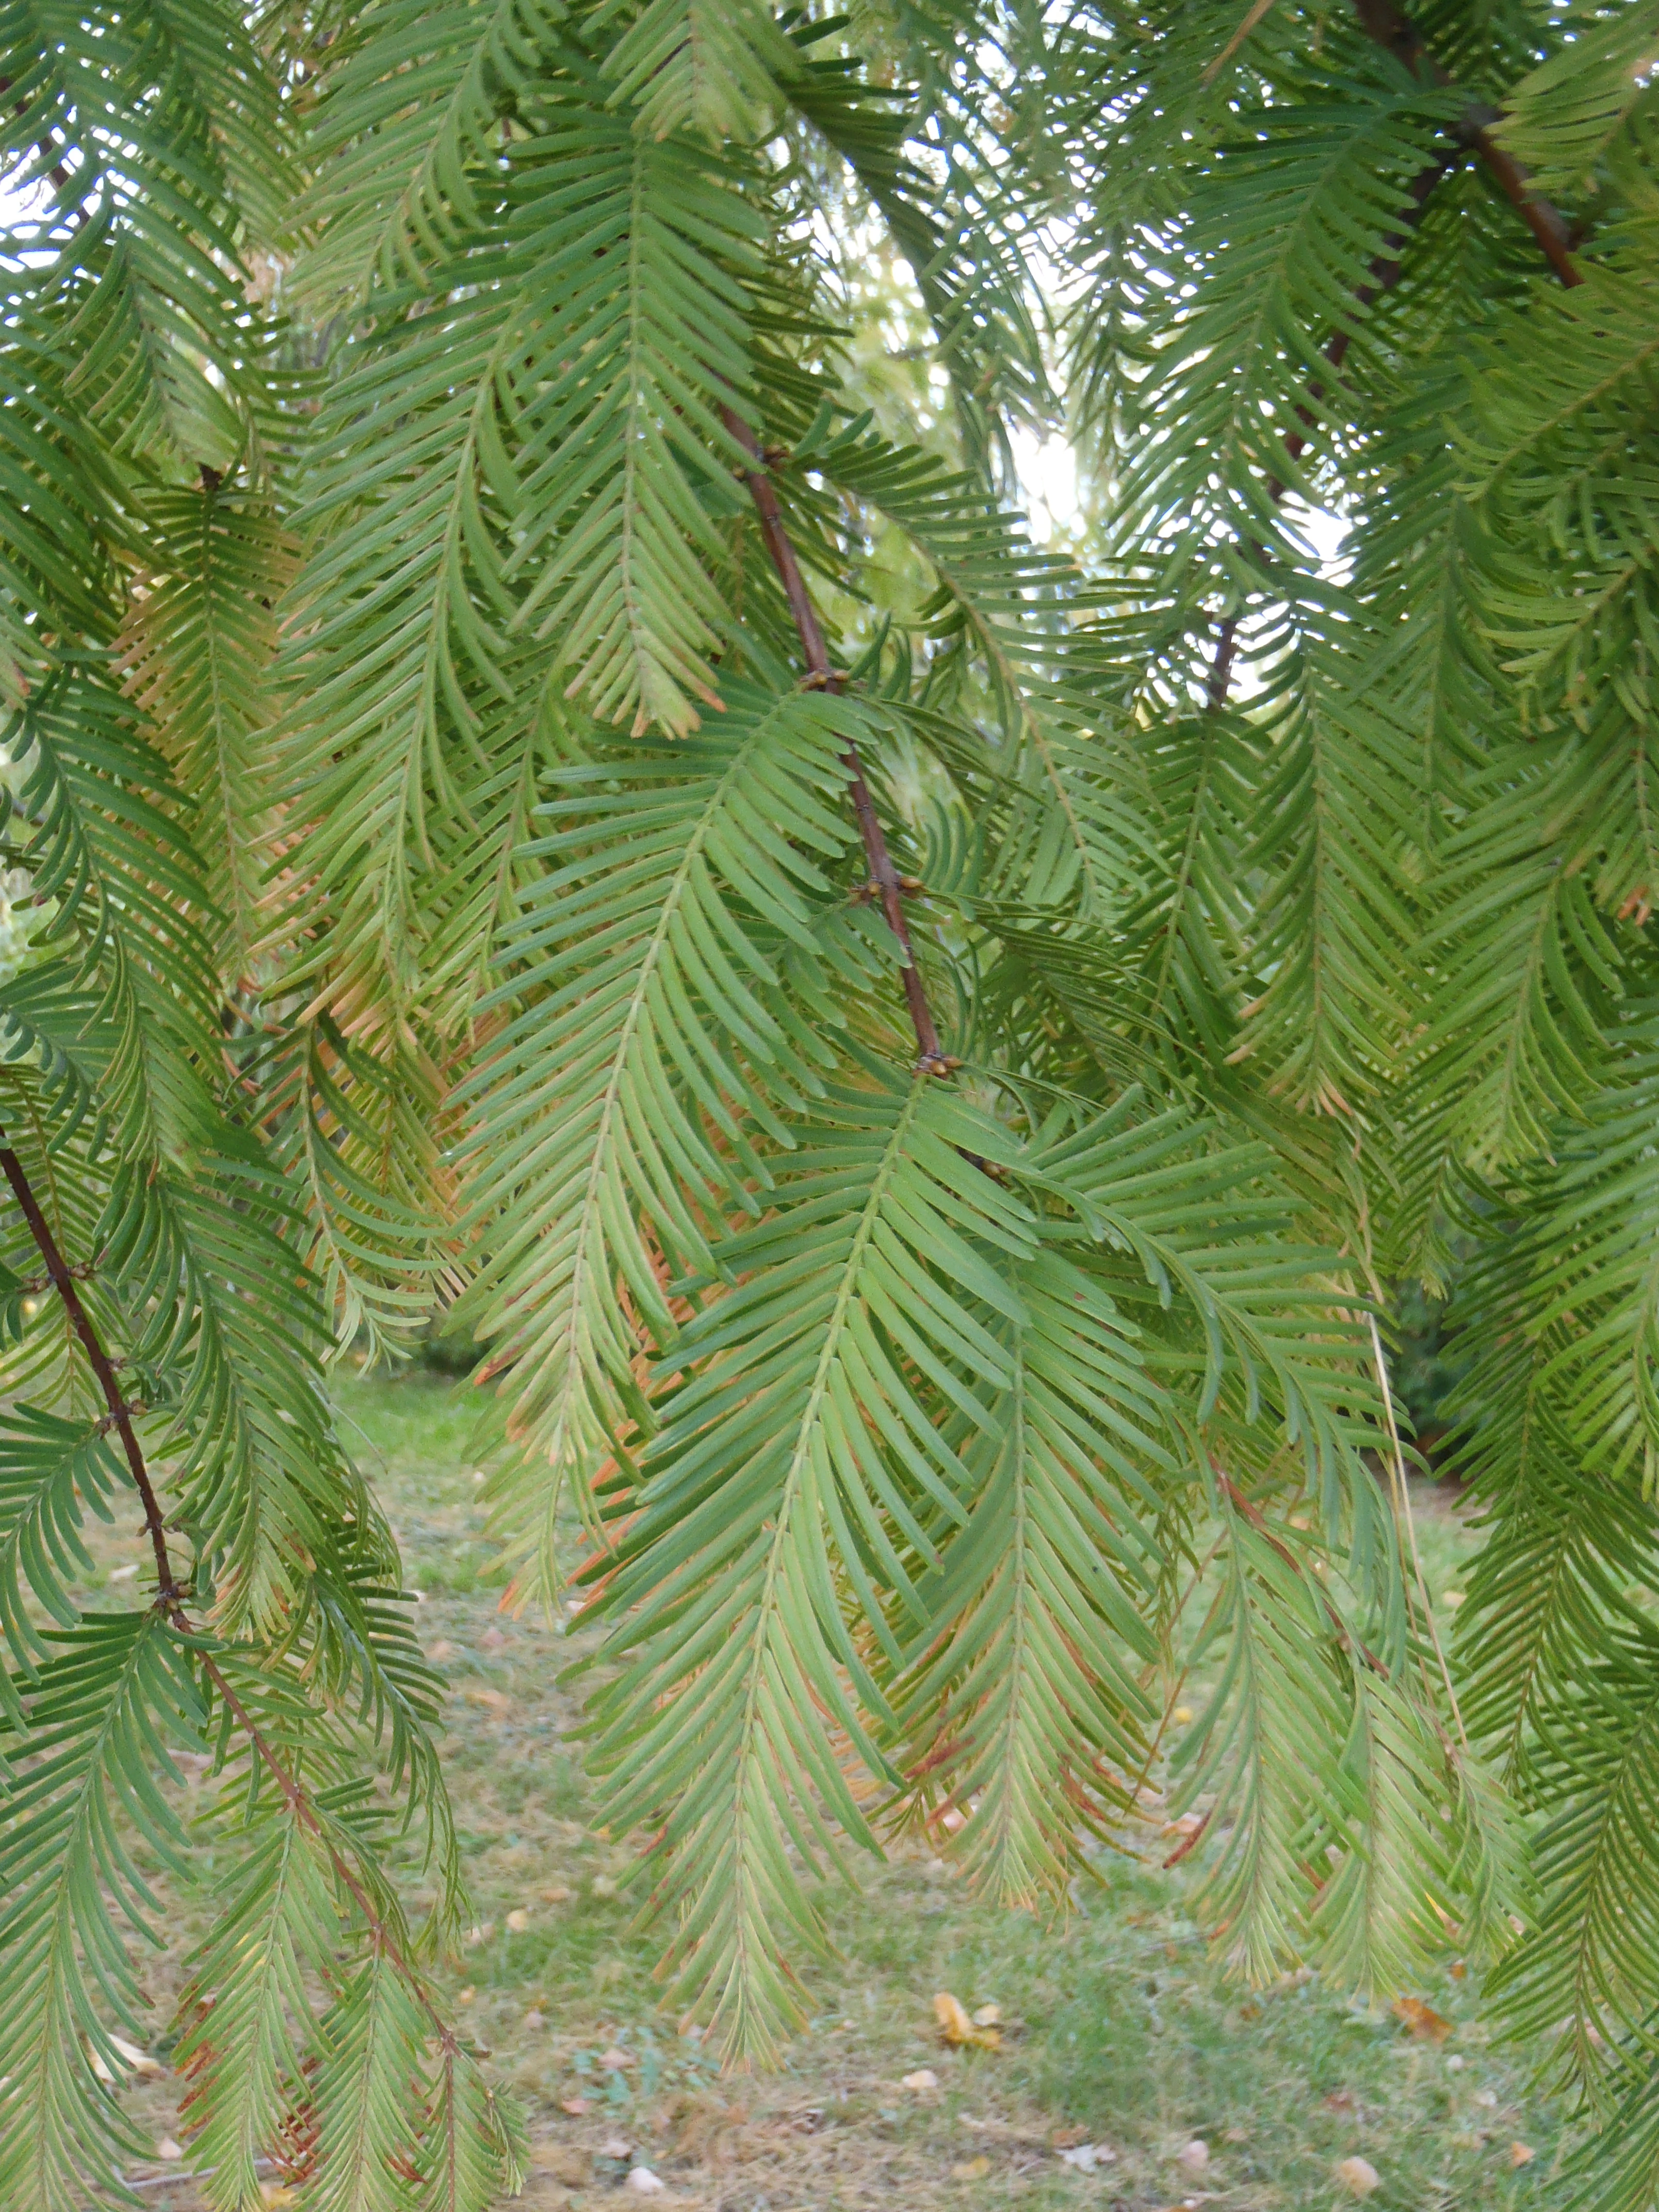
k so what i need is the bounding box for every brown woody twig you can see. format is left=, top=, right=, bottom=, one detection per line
left=720, top=404, right=949, bottom=1075
left=0, top=1133, right=462, bottom=2050
left=1347, top=0, right=1582, bottom=287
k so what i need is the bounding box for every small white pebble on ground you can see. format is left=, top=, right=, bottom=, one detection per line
left=505, top=1909, right=530, bottom=1932
left=1446, top=2055, right=1465, bottom=2071
left=154, top=2139, right=184, bottom=2161
left=901, top=2069, right=938, bottom=2092
left=1177, top=2139, right=1209, bottom=2172
left=598, top=2137, right=632, bottom=2160
left=1337, top=2156, right=1381, bottom=2197
left=625, top=2167, right=666, bottom=2194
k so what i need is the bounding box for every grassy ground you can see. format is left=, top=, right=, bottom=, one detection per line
left=101, top=1372, right=1565, bottom=2210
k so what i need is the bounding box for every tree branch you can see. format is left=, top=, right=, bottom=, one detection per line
left=0, top=1134, right=464, bottom=2052
left=1347, top=0, right=1582, bottom=287
left=0, top=1137, right=181, bottom=1603
left=720, top=404, right=948, bottom=1074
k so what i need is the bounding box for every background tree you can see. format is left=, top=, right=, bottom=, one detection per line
left=1, top=0, right=1657, bottom=2204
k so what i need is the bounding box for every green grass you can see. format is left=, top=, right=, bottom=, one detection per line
left=111, top=1372, right=1564, bottom=2209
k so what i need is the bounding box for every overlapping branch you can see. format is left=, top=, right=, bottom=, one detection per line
left=1207, top=0, right=1586, bottom=710
left=1348, top=0, right=1582, bottom=286
left=0, top=1133, right=464, bottom=2048
left=722, top=403, right=949, bottom=1073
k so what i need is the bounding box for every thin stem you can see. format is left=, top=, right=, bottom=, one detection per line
left=0, top=1136, right=180, bottom=1603
left=720, top=405, right=946, bottom=1071
left=1206, top=616, right=1241, bottom=712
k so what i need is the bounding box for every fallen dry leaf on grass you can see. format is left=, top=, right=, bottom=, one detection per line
left=560, top=2096, right=591, bottom=2116
left=506, top=1908, right=530, bottom=1932
left=1336, top=2155, right=1380, bottom=2197
left=89, top=2034, right=165, bottom=2084
left=951, top=2155, right=992, bottom=2180
left=1058, top=2143, right=1115, bottom=2172
left=1177, top=2140, right=1209, bottom=2172
left=902, top=2069, right=939, bottom=2092
left=541, top=1883, right=572, bottom=1903
left=599, top=2045, right=636, bottom=2070
left=1510, top=2142, right=1536, bottom=2167
left=258, top=2189, right=297, bottom=2209
left=1392, top=1996, right=1453, bottom=2043
left=959, top=2117, right=1048, bottom=2146
left=935, top=1991, right=1001, bottom=2050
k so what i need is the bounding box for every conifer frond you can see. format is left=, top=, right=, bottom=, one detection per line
left=603, top=0, right=792, bottom=142
left=0, top=1613, right=203, bottom=2210
left=503, top=110, right=763, bottom=734
left=896, top=1238, right=1166, bottom=1902
left=292, top=0, right=573, bottom=306
left=118, top=479, right=291, bottom=979
left=1173, top=1504, right=1350, bottom=1981
left=585, top=1071, right=1037, bottom=2059
left=457, top=684, right=860, bottom=1592
left=1493, top=0, right=1659, bottom=199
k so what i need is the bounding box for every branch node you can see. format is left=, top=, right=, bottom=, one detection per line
left=93, top=1398, right=147, bottom=1437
